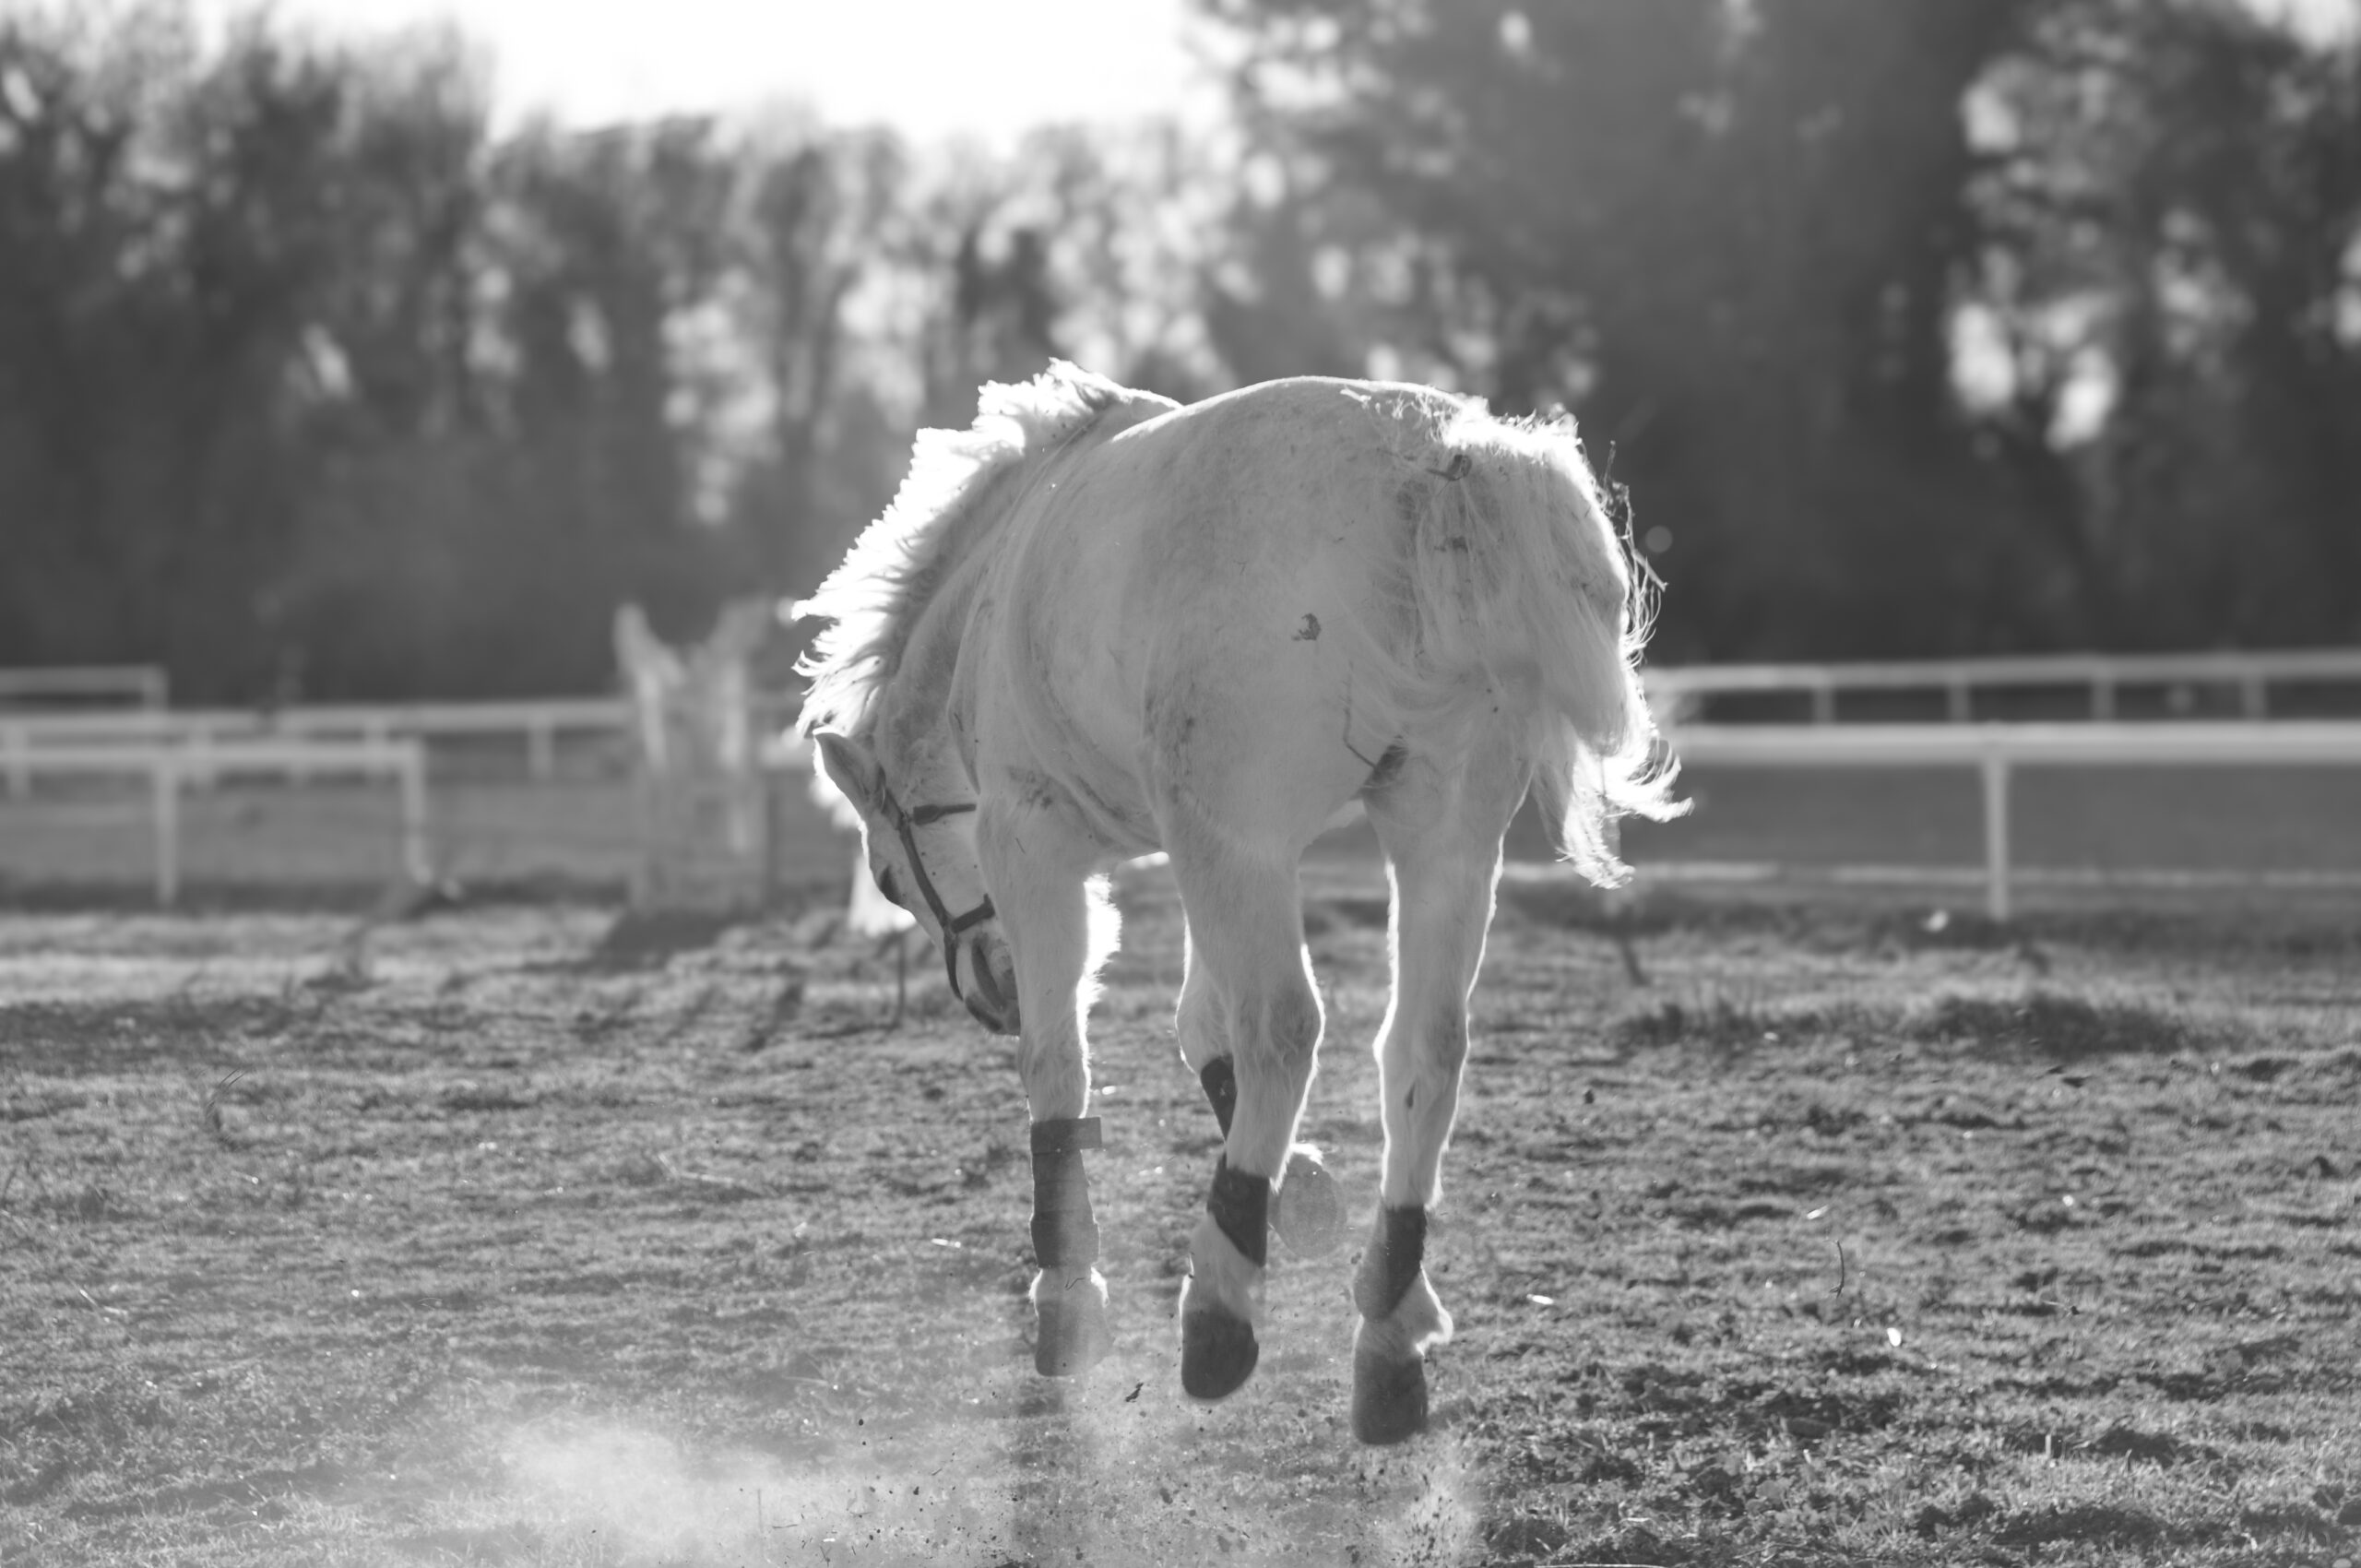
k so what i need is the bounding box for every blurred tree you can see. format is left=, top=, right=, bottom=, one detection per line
left=0, top=7, right=919, bottom=699
left=274, top=27, right=503, bottom=699
left=1003, top=123, right=1238, bottom=402
left=293, top=104, right=743, bottom=696
left=895, top=124, right=1249, bottom=426
left=718, top=125, right=919, bottom=598
left=474, top=117, right=733, bottom=682
left=1201, top=0, right=2041, bottom=659
left=13, top=0, right=2353, bottom=702
left=1200, top=159, right=1370, bottom=387
left=0, top=6, right=351, bottom=696
left=1206, top=0, right=2361, bottom=657
left=1968, top=0, right=2361, bottom=647
left=906, top=166, right=1068, bottom=424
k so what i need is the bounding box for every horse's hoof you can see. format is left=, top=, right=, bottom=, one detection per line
left=1033, top=1278, right=1111, bottom=1378
left=1179, top=1304, right=1260, bottom=1402
left=1350, top=1341, right=1429, bottom=1445
left=1271, top=1151, right=1345, bottom=1257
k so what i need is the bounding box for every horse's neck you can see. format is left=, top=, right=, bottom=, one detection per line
left=872, top=536, right=993, bottom=796
left=866, top=404, right=1136, bottom=790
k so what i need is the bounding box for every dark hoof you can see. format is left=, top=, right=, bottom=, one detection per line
left=1351, top=1344, right=1429, bottom=1444
left=1272, top=1153, right=1345, bottom=1257
left=1180, top=1305, right=1259, bottom=1402
left=1033, top=1281, right=1110, bottom=1378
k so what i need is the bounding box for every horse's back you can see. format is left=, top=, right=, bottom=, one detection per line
left=1023, top=374, right=1466, bottom=633
left=982, top=377, right=1471, bottom=851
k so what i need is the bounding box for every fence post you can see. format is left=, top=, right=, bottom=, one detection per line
left=528, top=715, right=555, bottom=781
left=2239, top=673, right=2268, bottom=719
left=186, top=724, right=217, bottom=790
left=631, top=760, right=659, bottom=906
left=1947, top=676, right=1972, bottom=723
left=397, top=742, right=431, bottom=884
left=1980, top=750, right=2011, bottom=922
left=283, top=712, right=311, bottom=784
left=153, top=759, right=180, bottom=908
left=2092, top=674, right=2115, bottom=721
left=1810, top=681, right=1835, bottom=724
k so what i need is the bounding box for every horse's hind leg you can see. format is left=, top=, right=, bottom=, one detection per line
left=976, top=805, right=1111, bottom=1378
left=1351, top=740, right=1527, bottom=1443
left=1165, top=848, right=1323, bottom=1403
left=1177, top=932, right=1344, bottom=1257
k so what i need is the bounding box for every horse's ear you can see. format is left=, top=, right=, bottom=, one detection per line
left=814, top=732, right=879, bottom=812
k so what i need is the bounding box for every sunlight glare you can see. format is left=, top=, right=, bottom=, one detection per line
left=192, top=0, right=1211, bottom=139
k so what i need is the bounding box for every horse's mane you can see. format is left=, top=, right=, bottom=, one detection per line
left=795, top=361, right=1167, bottom=738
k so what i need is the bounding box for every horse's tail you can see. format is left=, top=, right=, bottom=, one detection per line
left=1379, top=405, right=1686, bottom=885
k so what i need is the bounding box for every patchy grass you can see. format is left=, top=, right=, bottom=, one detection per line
left=0, top=880, right=2355, bottom=1566
left=1611, top=987, right=2208, bottom=1058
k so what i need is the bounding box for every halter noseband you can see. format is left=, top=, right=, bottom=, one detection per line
left=879, top=787, right=997, bottom=999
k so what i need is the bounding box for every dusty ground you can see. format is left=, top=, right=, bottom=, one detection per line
left=2, top=869, right=2357, bottom=1566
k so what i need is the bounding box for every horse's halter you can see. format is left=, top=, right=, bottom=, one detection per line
left=876, top=783, right=997, bottom=999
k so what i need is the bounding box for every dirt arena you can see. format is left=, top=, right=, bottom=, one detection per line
left=4, top=852, right=2356, bottom=1565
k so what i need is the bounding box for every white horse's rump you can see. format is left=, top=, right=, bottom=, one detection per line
left=798, top=363, right=1680, bottom=1436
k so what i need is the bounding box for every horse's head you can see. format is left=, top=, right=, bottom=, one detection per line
left=815, top=731, right=1019, bottom=1035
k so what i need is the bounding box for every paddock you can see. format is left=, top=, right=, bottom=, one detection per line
left=3, top=758, right=2357, bottom=1563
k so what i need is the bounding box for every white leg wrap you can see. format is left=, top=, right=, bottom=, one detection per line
left=1028, top=1265, right=1109, bottom=1311
left=1178, top=1211, right=1264, bottom=1326
left=1359, top=1267, right=1453, bottom=1360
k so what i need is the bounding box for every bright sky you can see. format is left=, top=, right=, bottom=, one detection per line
left=2257, top=0, right=2361, bottom=40
left=198, top=0, right=1217, bottom=141
left=201, top=0, right=2351, bottom=139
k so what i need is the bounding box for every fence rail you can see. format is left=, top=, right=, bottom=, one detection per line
left=5, top=739, right=429, bottom=904
left=0, top=696, right=629, bottom=793
left=1646, top=647, right=2361, bottom=722
left=0, top=665, right=168, bottom=710
left=261, top=698, right=630, bottom=779
left=1666, top=719, right=2361, bottom=920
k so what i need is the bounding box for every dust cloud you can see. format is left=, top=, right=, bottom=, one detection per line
left=475, top=1366, right=1484, bottom=1567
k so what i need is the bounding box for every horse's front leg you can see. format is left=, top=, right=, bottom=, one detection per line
left=976, top=802, right=1111, bottom=1377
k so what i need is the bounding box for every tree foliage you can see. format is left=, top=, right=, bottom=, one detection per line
left=2, top=2, right=2356, bottom=699
left=1970, top=0, right=2361, bottom=648
left=1203, top=0, right=2361, bottom=657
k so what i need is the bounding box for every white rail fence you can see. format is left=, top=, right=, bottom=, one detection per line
left=0, top=664, right=168, bottom=710
left=1667, top=720, right=2361, bottom=921
left=1647, top=647, right=2361, bottom=723
left=0, top=696, right=629, bottom=795
left=7, top=674, right=2355, bottom=920
left=8, top=739, right=430, bottom=906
